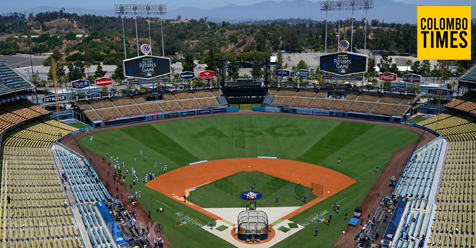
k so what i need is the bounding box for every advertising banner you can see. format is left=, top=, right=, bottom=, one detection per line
left=427, top=89, right=453, bottom=95
left=180, top=71, right=195, bottom=80
left=72, top=80, right=90, bottom=89
left=164, top=112, right=179, bottom=118
left=123, top=55, right=171, bottom=80
left=197, top=109, right=212, bottom=115
left=181, top=111, right=196, bottom=116
left=212, top=108, right=227, bottom=113
left=282, top=107, right=295, bottom=113
left=95, top=78, right=113, bottom=87
left=329, top=111, right=346, bottom=117
left=313, top=110, right=329, bottom=116
left=199, top=70, right=215, bottom=79
left=402, top=74, right=421, bottom=83
left=42, top=95, right=67, bottom=103
left=379, top=73, right=397, bottom=82
left=294, top=70, right=310, bottom=78
left=275, top=69, right=290, bottom=77
left=265, top=107, right=281, bottom=113
left=296, top=109, right=313, bottom=115
left=319, top=52, right=368, bottom=75
left=322, top=75, right=363, bottom=81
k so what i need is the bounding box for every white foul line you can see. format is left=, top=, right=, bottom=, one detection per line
left=353, top=161, right=389, bottom=180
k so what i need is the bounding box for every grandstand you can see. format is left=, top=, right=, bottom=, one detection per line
left=0, top=62, right=35, bottom=93
left=80, top=90, right=222, bottom=123
left=0, top=122, right=83, bottom=247
left=267, top=89, right=415, bottom=117
left=418, top=113, right=476, bottom=248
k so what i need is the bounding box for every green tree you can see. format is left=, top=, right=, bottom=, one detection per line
left=297, top=60, right=308, bottom=70
left=204, top=48, right=219, bottom=74
left=251, top=59, right=263, bottom=79
left=275, top=51, right=284, bottom=70
left=406, top=60, right=412, bottom=72
left=94, top=64, right=106, bottom=78
left=111, top=61, right=125, bottom=83
left=228, top=58, right=240, bottom=80
left=183, top=53, right=195, bottom=72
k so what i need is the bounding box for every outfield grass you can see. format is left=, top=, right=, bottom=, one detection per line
left=76, top=114, right=421, bottom=248
left=414, top=117, right=429, bottom=123
left=67, top=122, right=84, bottom=129
left=187, top=171, right=316, bottom=208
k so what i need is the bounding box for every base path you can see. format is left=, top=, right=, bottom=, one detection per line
left=146, top=158, right=355, bottom=221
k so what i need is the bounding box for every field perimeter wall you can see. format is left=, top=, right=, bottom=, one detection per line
left=253, top=106, right=404, bottom=124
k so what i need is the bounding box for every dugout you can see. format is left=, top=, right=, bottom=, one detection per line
left=236, top=210, right=270, bottom=242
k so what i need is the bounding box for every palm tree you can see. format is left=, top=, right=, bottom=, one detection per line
left=406, top=60, right=412, bottom=72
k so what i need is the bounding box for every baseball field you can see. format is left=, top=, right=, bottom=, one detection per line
left=75, top=114, right=421, bottom=247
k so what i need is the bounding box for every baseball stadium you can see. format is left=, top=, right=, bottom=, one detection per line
left=0, top=52, right=475, bottom=248
left=0, top=4, right=474, bottom=248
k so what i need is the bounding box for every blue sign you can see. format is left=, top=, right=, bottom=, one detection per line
left=427, top=89, right=453, bottom=96
left=383, top=197, right=407, bottom=241
left=180, top=71, right=195, bottom=80
left=275, top=69, right=290, bottom=77
left=96, top=201, right=126, bottom=245
left=212, top=108, right=227, bottom=113
left=72, top=80, right=89, bottom=89
left=240, top=191, right=263, bottom=201
left=123, top=55, right=171, bottom=80
left=402, top=74, right=421, bottom=83
left=295, top=70, right=310, bottom=78
left=197, top=109, right=212, bottom=115
left=42, top=95, right=67, bottom=103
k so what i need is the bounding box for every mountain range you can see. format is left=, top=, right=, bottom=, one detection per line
left=24, top=0, right=418, bottom=24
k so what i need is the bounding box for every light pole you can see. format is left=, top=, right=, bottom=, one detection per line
left=134, top=6, right=139, bottom=57
left=320, top=2, right=330, bottom=53
left=158, top=5, right=167, bottom=56
left=320, top=0, right=373, bottom=52
left=114, top=4, right=166, bottom=56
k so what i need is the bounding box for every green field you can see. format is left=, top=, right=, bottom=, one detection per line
left=76, top=114, right=421, bottom=248
left=414, top=116, right=429, bottom=123
left=187, top=171, right=316, bottom=208
left=67, top=122, right=84, bottom=128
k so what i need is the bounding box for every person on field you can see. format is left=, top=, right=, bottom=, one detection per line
left=90, top=136, right=93, bottom=143
left=338, top=157, right=340, bottom=164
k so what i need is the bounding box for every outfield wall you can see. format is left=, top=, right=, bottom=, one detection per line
left=73, top=107, right=239, bottom=132
left=252, top=106, right=404, bottom=123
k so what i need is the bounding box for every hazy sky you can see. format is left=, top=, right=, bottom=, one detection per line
left=2, top=0, right=475, bottom=14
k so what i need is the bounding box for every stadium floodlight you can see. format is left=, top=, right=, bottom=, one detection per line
left=114, top=4, right=167, bottom=58
left=320, top=0, right=373, bottom=53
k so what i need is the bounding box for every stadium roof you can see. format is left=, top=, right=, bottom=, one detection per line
left=459, top=64, right=476, bottom=84
left=0, top=61, right=35, bottom=96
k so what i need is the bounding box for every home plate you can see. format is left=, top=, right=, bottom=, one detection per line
left=203, top=207, right=300, bottom=225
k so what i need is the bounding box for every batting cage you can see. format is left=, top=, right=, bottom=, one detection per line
left=293, top=183, right=307, bottom=200
left=311, top=182, right=324, bottom=198
left=237, top=210, right=269, bottom=242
